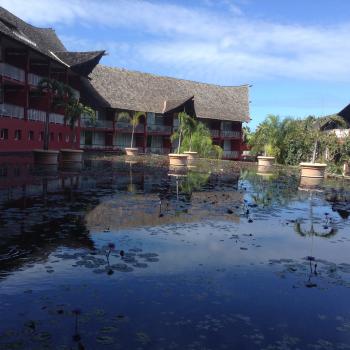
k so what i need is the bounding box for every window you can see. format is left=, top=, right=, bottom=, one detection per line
left=14, top=129, right=21, bottom=140
left=28, top=130, right=34, bottom=141
left=39, top=131, right=44, bottom=141
left=73, top=134, right=77, bottom=143
left=0, top=128, right=8, bottom=140
left=14, top=168, right=20, bottom=177
left=58, top=133, right=63, bottom=142
left=0, top=167, right=7, bottom=177
left=65, top=135, right=69, bottom=143
left=50, top=132, right=54, bottom=142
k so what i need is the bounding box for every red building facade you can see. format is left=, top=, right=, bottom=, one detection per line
left=0, top=7, right=250, bottom=160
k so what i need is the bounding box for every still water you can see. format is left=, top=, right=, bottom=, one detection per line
left=0, top=157, right=350, bottom=349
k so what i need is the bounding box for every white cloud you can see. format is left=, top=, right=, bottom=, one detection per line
left=1, top=0, right=350, bottom=82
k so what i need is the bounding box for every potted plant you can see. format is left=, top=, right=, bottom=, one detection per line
left=60, top=98, right=95, bottom=166
left=169, top=112, right=190, bottom=167
left=33, top=78, right=66, bottom=167
left=257, top=144, right=275, bottom=168
left=299, top=115, right=346, bottom=178
left=182, top=115, right=198, bottom=162
left=117, top=111, right=145, bottom=156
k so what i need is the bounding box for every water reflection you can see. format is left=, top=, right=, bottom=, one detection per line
left=1, top=157, right=350, bottom=349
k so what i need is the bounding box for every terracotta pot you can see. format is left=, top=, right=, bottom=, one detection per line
left=60, top=149, right=84, bottom=163
left=299, top=176, right=323, bottom=190
left=168, top=153, right=188, bottom=167
left=257, top=156, right=275, bottom=167
left=183, top=151, right=198, bottom=161
left=256, top=165, right=274, bottom=177
left=125, top=147, right=139, bottom=156
left=33, top=149, right=59, bottom=166
left=299, top=162, right=327, bottom=178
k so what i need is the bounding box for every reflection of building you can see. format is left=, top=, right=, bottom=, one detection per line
left=85, top=190, right=242, bottom=231
left=1, top=7, right=250, bottom=160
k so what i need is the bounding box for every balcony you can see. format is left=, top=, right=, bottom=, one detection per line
left=28, top=109, right=46, bottom=122
left=0, top=103, right=24, bottom=119
left=81, top=118, right=113, bottom=129
left=49, top=113, right=65, bottom=124
left=0, top=63, right=25, bottom=82
left=146, top=147, right=170, bottom=155
left=223, top=150, right=240, bottom=159
left=221, top=130, right=241, bottom=139
left=210, top=129, right=220, bottom=137
left=147, top=124, right=172, bottom=134
left=28, top=72, right=44, bottom=86
left=116, top=122, right=144, bottom=132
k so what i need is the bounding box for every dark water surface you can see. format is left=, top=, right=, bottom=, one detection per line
left=1, top=158, right=350, bottom=349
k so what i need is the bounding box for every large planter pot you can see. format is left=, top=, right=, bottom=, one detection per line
left=125, top=147, right=139, bottom=156
left=183, top=151, right=198, bottom=161
left=60, top=149, right=84, bottom=163
left=168, top=153, right=188, bottom=167
left=33, top=149, right=59, bottom=166
left=300, top=162, right=327, bottom=178
left=299, top=176, right=323, bottom=190
left=256, top=165, right=274, bottom=178
left=257, top=156, right=275, bottom=167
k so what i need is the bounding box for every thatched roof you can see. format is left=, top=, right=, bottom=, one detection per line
left=0, top=7, right=104, bottom=74
left=90, top=65, right=250, bottom=122
left=55, top=51, right=106, bottom=76
left=338, top=104, right=350, bottom=126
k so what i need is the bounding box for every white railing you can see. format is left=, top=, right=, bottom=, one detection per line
left=0, top=103, right=24, bottom=119
left=28, top=72, right=44, bottom=86
left=147, top=124, right=172, bottom=133
left=146, top=147, right=170, bottom=155
left=221, top=130, right=241, bottom=139
left=81, top=118, right=113, bottom=129
left=49, top=113, right=65, bottom=124
left=210, top=129, right=220, bottom=137
left=223, top=151, right=240, bottom=159
left=28, top=109, right=46, bottom=122
left=0, top=62, right=25, bottom=82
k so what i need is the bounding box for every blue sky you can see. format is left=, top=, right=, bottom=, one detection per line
left=1, top=0, right=350, bottom=129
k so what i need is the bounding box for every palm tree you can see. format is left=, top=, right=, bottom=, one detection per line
left=182, top=115, right=197, bottom=152
left=117, top=111, right=145, bottom=148
left=37, top=78, right=69, bottom=150
left=309, top=115, right=347, bottom=163
left=170, top=112, right=192, bottom=154
left=65, top=100, right=95, bottom=148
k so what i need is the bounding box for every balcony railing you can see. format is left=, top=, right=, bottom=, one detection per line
left=223, top=150, right=240, bottom=159
left=0, top=63, right=25, bottom=82
left=0, top=103, right=24, bottom=119
left=80, top=144, right=118, bottom=150
left=49, top=113, right=65, bottom=124
left=28, top=109, right=46, bottom=122
left=210, top=129, right=220, bottom=137
left=147, top=124, right=172, bottom=134
left=116, top=122, right=144, bottom=132
left=221, top=130, right=241, bottom=139
left=28, top=72, right=44, bottom=86
left=81, top=118, right=113, bottom=129
left=146, top=147, right=170, bottom=155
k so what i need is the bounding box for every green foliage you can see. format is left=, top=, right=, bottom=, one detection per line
left=65, top=101, right=95, bottom=130
left=249, top=113, right=350, bottom=168
left=117, top=111, right=145, bottom=147
left=172, top=115, right=223, bottom=159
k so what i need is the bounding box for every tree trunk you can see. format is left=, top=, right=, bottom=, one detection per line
left=177, top=131, right=182, bottom=154
left=311, top=140, right=318, bottom=163
left=131, top=124, right=135, bottom=148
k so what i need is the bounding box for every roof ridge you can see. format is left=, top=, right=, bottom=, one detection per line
left=97, top=64, right=250, bottom=89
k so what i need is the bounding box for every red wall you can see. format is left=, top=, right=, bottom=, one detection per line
left=0, top=118, right=80, bottom=152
